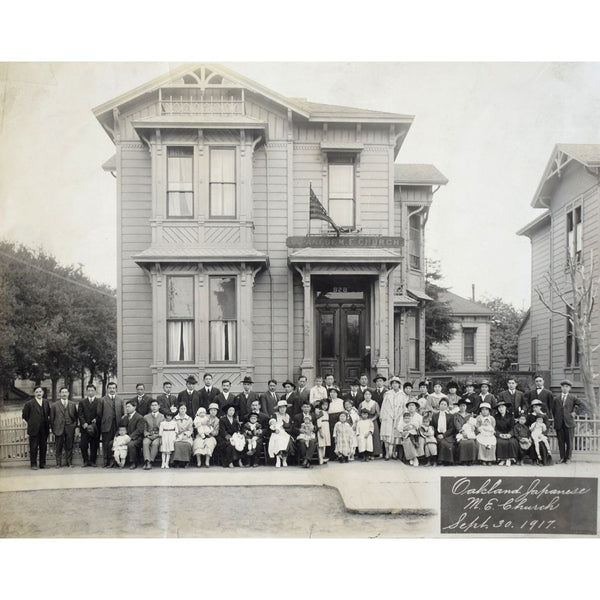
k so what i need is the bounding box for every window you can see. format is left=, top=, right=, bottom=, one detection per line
left=566, top=312, right=579, bottom=367
left=209, top=276, right=237, bottom=362
left=407, top=310, right=420, bottom=370
left=210, top=148, right=236, bottom=217
left=409, top=213, right=422, bottom=270
left=167, top=147, right=194, bottom=217
left=328, top=157, right=355, bottom=228
left=531, top=337, right=538, bottom=369
left=463, top=328, right=476, bottom=364
left=567, top=206, right=582, bottom=265
left=167, top=276, right=194, bottom=362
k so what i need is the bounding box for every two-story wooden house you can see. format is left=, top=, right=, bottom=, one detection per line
left=517, top=144, right=600, bottom=392
left=94, top=63, right=447, bottom=393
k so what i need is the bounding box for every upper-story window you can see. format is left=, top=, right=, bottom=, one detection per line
left=567, top=205, right=582, bottom=265
left=463, top=327, right=476, bottom=364
left=328, top=157, right=355, bottom=228
left=167, top=276, right=195, bottom=363
left=210, top=148, right=236, bottom=218
left=167, top=147, right=194, bottom=218
left=409, top=213, right=422, bottom=270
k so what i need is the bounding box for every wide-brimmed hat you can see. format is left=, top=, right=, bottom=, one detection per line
left=530, top=399, right=543, bottom=407
left=479, top=379, right=490, bottom=387
left=222, top=403, right=236, bottom=413
left=282, top=379, right=296, bottom=389
left=496, top=400, right=507, bottom=408
left=457, top=397, right=471, bottom=406
left=479, top=402, right=491, bottom=410
left=389, top=376, right=402, bottom=385
left=560, top=379, right=573, bottom=387
left=276, top=399, right=290, bottom=409
left=208, top=403, right=219, bottom=411
left=373, top=374, right=387, bottom=382
left=405, top=399, right=419, bottom=408
left=242, top=376, right=254, bottom=384
left=185, top=375, right=198, bottom=384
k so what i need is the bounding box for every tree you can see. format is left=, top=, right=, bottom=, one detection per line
left=424, top=260, right=457, bottom=371
left=536, top=251, right=599, bottom=413
left=481, top=297, right=526, bottom=372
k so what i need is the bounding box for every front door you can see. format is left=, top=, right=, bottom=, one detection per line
left=315, top=279, right=369, bottom=389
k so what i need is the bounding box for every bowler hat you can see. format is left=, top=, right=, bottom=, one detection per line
left=242, top=376, right=254, bottom=384
left=560, top=379, right=573, bottom=387
left=373, top=374, right=387, bottom=382
left=185, top=375, right=198, bottom=384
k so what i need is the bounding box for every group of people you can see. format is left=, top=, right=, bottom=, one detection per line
left=21, top=372, right=585, bottom=470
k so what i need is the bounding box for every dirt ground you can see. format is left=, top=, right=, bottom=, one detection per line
left=0, top=485, right=434, bottom=538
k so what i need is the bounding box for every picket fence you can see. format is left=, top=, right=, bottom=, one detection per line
left=1, top=413, right=599, bottom=463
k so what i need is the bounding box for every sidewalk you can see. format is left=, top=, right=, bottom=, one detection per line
left=2, top=459, right=598, bottom=515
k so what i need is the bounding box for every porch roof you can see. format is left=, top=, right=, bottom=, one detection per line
left=132, top=246, right=268, bottom=265
left=393, top=293, right=418, bottom=307
left=288, top=247, right=402, bottom=264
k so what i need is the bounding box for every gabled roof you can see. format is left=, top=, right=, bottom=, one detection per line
left=394, top=164, right=448, bottom=186
left=531, top=143, right=600, bottom=208
left=516, top=210, right=551, bottom=237
left=438, top=290, right=493, bottom=317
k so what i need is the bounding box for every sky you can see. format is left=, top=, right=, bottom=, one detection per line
left=1, top=61, right=600, bottom=308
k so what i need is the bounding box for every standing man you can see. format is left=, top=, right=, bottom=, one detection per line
left=236, top=376, right=260, bottom=417
left=143, top=400, right=164, bottom=469
left=359, top=373, right=372, bottom=396
left=346, top=379, right=362, bottom=408
left=292, top=375, right=311, bottom=415
left=497, top=378, right=525, bottom=416
left=132, top=383, right=153, bottom=417
left=157, top=381, right=177, bottom=416
left=98, top=381, right=122, bottom=468
left=281, top=380, right=297, bottom=414
left=178, top=375, right=199, bottom=415
left=372, top=375, right=387, bottom=407
left=50, top=386, right=78, bottom=468
left=78, top=383, right=100, bottom=467
left=215, top=379, right=234, bottom=414
left=119, top=399, right=146, bottom=469
left=261, top=379, right=279, bottom=416
left=196, top=373, right=220, bottom=415
left=550, top=379, right=586, bottom=464
left=22, top=386, right=51, bottom=470
left=324, top=374, right=336, bottom=393
left=526, top=375, right=553, bottom=411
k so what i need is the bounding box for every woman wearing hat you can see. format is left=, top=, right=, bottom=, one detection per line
left=358, top=388, right=382, bottom=457
left=268, top=400, right=293, bottom=467
left=495, top=401, right=518, bottom=466
left=475, top=402, right=496, bottom=465
left=380, top=376, right=406, bottom=460
left=218, top=404, right=244, bottom=468
left=172, top=404, right=194, bottom=467
left=453, top=398, right=477, bottom=465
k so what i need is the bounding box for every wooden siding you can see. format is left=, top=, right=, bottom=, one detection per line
left=432, top=317, right=490, bottom=371
left=118, top=144, right=153, bottom=391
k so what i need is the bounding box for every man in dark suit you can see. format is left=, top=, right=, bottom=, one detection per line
left=215, top=379, right=235, bottom=414
left=525, top=375, right=553, bottom=411
left=236, top=376, right=260, bottom=417
left=131, top=383, right=153, bottom=417
left=119, top=399, right=146, bottom=469
left=291, top=375, right=310, bottom=415
left=78, top=383, right=100, bottom=467
left=359, top=373, right=372, bottom=397
left=195, top=373, right=220, bottom=415
left=50, top=386, right=78, bottom=467
left=178, top=375, right=199, bottom=416
left=497, top=378, right=526, bottom=416
left=281, top=380, right=297, bottom=415
left=345, top=379, right=363, bottom=408
left=372, top=375, right=387, bottom=406
left=549, top=379, right=586, bottom=464
left=156, top=381, right=178, bottom=416
left=142, top=400, right=164, bottom=469
left=261, top=379, right=280, bottom=416
left=242, top=398, right=270, bottom=430
left=22, top=385, right=51, bottom=470
left=292, top=400, right=318, bottom=467
left=97, top=381, right=123, bottom=467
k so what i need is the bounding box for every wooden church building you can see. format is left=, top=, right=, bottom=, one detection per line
left=94, top=63, right=447, bottom=393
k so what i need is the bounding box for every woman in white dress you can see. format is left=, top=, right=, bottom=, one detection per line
left=192, top=406, right=218, bottom=467
left=268, top=400, right=293, bottom=467
left=380, top=376, right=406, bottom=460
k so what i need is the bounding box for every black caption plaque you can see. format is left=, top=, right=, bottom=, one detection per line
left=441, top=476, right=597, bottom=535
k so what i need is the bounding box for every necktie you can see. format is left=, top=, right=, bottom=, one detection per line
left=562, top=394, right=567, bottom=405
left=62, top=400, right=67, bottom=408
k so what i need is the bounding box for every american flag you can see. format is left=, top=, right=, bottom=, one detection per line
left=309, top=184, right=340, bottom=236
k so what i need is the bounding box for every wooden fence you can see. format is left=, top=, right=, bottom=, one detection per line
left=1, top=413, right=599, bottom=464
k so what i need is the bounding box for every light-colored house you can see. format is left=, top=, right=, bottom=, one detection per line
left=517, top=144, right=600, bottom=392
left=94, top=63, right=446, bottom=393
left=431, top=290, right=492, bottom=372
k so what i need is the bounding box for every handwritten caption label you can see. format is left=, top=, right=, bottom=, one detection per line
left=441, top=476, right=597, bottom=535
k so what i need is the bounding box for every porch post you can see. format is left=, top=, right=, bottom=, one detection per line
left=298, top=265, right=315, bottom=383
left=375, top=264, right=390, bottom=378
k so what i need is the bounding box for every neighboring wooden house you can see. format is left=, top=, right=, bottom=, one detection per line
left=517, top=144, right=600, bottom=392
left=431, top=290, right=492, bottom=372
left=94, top=63, right=446, bottom=393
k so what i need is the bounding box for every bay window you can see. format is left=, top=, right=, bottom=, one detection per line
left=167, top=147, right=194, bottom=217
left=210, top=148, right=236, bottom=217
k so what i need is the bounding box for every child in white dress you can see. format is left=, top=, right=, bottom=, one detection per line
left=315, top=399, right=331, bottom=465
left=343, top=399, right=360, bottom=461
left=112, top=426, right=131, bottom=468
left=530, top=416, right=551, bottom=462
left=419, top=413, right=438, bottom=466
left=297, top=415, right=316, bottom=448
left=333, top=412, right=355, bottom=462
left=356, top=408, right=374, bottom=461
left=159, top=412, right=177, bottom=468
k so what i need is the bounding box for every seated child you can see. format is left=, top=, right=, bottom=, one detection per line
left=297, top=415, right=316, bottom=447
left=456, top=416, right=477, bottom=442
left=419, top=413, right=437, bottom=466
left=243, top=413, right=263, bottom=467
left=356, top=407, right=374, bottom=461
left=530, top=415, right=551, bottom=462
left=399, top=412, right=420, bottom=466
left=333, top=412, right=355, bottom=462
left=514, top=413, right=532, bottom=465
left=112, top=426, right=131, bottom=468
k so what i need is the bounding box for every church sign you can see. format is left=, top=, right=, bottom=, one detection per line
left=286, top=236, right=404, bottom=248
